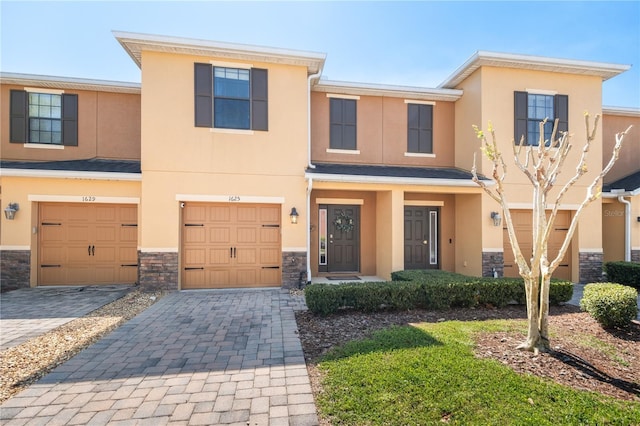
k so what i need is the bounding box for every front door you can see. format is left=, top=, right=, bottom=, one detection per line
left=323, top=205, right=360, bottom=272
left=404, top=206, right=440, bottom=270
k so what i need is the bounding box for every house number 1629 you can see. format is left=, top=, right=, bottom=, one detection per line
left=82, top=196, right=96, bottom=202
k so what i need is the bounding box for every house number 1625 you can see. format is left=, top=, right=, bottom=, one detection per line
left=229, top=196, right=241, bottom=202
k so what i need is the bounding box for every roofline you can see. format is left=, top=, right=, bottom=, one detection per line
left=305, top=171, right=487, bottom=187
left=313, top=79, right=463, bottom=102
left=439, top=50, right=631, bottom=89
left=603, top=188, right=640, bottom=197
left=0, top=168, right=141, bottom=181
left=113, top=30, right=326, bottom=75
left=0, top=72, right=140, bottom=94
left=602, top=106, right=640, bottom=117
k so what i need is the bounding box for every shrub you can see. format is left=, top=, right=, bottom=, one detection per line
left=604, top=261, right=640, bottom=289
left=580, top=283, right=638, bottom=328
left=304, top=284, right=342, bottom=315
left=474, top=278, right=522, bottom=308
left=549, top=279, right=574, bottom=304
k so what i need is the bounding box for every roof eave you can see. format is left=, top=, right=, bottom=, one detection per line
left=0, top=168, right=141, bottom=181
left=113, top=30, right=327, bottom=75
left=0, top=72, right=140, bottom=94
left=439, top=50, right=631, bottom=89
left=304, top=171, right=489, bottom=187
left=602, top=106, right=640, bottom=117
left=314, top=80, right=462, bottom=102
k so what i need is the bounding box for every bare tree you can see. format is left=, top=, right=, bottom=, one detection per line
left=471, top=114, right=632, bottom=353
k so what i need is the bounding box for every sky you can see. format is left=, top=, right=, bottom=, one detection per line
left=1, top=1, right=639, bottom=108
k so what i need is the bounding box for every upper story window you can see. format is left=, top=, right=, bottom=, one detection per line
left=329, top=98, right=357, bottom=150
left=407, top=103, right=433, bottom=154
left=514, top=91, right=568, bottom=146
left=9, top=90, right=78, bottom=146
left=194, top=63, right=268, bottom=131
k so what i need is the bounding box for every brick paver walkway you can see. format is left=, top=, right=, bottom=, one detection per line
left=0, top=289, right=317, bottom=425
left=0, top=286, right=131, bottom=350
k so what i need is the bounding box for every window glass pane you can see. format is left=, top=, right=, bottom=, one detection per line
left=214, top=98, right=250, bottom=129
left=429, top=211, right=438, bottom=265
left=39, top=106, right=51, bottom=117
left=51, top=131, right=62, bottom=144
left=29, top=105, right=39, bottom=117
left=40, top=94, right=51, bottom=106
left=214, top=67, right=250, bottom=99
left=30, top=130, right=39, bottom=142
left=40, top=119, right=51, bottom=131
left=51, top=120, right=61, bottom=132
left=40, top=131, right=52, bottom=143
left=29, top=93, right=39, bottom=104
left=319, top=209, right=327, bottom=265
left=51, top=95, right=61, bottom=107
left=30, top=118, right=40, bottom=131
left=51, top=106, right=61, bottom=119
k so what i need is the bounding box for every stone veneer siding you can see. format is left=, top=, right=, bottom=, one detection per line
left=0, top=250, right=31, bottom=292
left=579, top=251, right=604, bottom=283
left=282, top=251, right=307, bottom=289
left=138, top=251, right=178, bottom=291
left=631, top=250, right=640, bottom=263
left=482, top=251, right=504, bottom=278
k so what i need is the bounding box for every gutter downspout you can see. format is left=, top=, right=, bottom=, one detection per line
left=305, top=70, right=322, bottom=285
left=618, top=195, right=632, bottom=261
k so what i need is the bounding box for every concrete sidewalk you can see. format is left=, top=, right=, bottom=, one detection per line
left=568, top=283, right=640, bottom=319
left=0, top=289, right=317, bottom=425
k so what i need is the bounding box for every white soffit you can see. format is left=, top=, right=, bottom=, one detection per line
left=602, top=106, right=640, bottom=117
left=0, top=72, right=140, bottom=94
left=439, top=51, right=631, bottom=89
left=314, top=80, right=462, bottom=102
left=113, top=30, right=326, bottom=75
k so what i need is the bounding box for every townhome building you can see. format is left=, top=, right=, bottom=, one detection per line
left=1, top=31, right=638, bottom=291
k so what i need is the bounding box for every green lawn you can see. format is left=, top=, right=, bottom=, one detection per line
left=316, top=321, right=640, bottom=425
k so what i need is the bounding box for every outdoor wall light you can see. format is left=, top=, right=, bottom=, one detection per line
left=4, top=203, right=19, bottom=220
left=290, top=207, right=299, bottom=224
left=490, top=211, right=502, bottom=227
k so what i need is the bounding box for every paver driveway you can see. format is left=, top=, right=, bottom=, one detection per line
left=0, top=289, right=318, bottom=425
left=0, top=286, right=131, bottom=350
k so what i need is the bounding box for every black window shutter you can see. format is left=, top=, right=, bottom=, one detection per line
left=194, top=63, right=213, bottom=127
left=251, top=68, right=268, bottom=131
left=330, top=98, right=343, bottom=149
left=555, top=94, right=568, bottom=134
left=62, top=94, right=78, bottom=146
left=9, top=90, right=27, bottom=143
left=421, top=104, right=433, bottom=153
left=514, top=91, right=528, bottom=145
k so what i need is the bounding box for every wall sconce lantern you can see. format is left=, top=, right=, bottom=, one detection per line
left=490, top=211, right=502, bottom=227
left=289, top=207, right=299, bottom=224
left=4, top=203, right=19, bottom=220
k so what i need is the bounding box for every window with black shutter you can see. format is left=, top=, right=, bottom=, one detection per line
left=407, top=103, right=433, bottom=154
left=329, top=98, right=357, bottom=150
left=514, top=91, right=568, bottom=146
left=9, top=89, right=78, bottom=146
left=194, top=64, right=268, bottom=131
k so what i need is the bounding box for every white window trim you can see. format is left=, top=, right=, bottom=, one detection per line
left=316, top=198, right=364, bottom=205
left=326, top=148, right=360, bottom=155
left=24, top=87, right=64, bottom=95
left=24, top=143, right=64, bottom=150
left=525, top=88, right=558, bottom=96
left=209, top=60, right=253, bottom=69
left=210, top=128, right=255, bottom=135
left=404, top=200, right=444, bottom=207
left=404, top=99, right=435, bottom=105
left=404, top=152, right=435, bottom=158
left=326, top=93, right=360, bottom=100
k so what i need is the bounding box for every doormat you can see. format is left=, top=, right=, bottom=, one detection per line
left=327, top=276, right=360, bottom=281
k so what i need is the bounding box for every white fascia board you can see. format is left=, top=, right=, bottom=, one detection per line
left=0, top=168, right=141, bottom=181
left=602, top=106, right=640, bottom=117
left=0, top=72, right=140, bottom=94
left=439, top=50, right=630, bottom=89
left=305, top=172, right=488, bottom=187
left=113, top=30, right=326, bottom=74
left=314, top=79, right=462, bottom=102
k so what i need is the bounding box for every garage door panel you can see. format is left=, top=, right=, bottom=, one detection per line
left=208, top=248, right=231, bottom=266
left=183, top=269, right=207, bottom=288
left=39, top=203, right=138, bottom=286
left=184, top=248, right=206, bottom=265
left=503, top=210, right=572, bottom=281
left=260, top=269, right=281, bottom=286
left=184, top=227, right=206, bottom=243
left=237, top=227, right=257, bottom=243
left=182, top=203, right=281, bottom=289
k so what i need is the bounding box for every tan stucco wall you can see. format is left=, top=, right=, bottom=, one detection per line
left=454, top=193, right=483, bottom=276
left=602, top=113, right=640, bottom=183
left=310, top=92, right=455, bottom=167
left=602, top=199, right=625, bottom=262
left=1, top=84, right=140, bottom=161
left=454, top=66, right=607, bottom=256
left=138, top=51, right=310, bottom=250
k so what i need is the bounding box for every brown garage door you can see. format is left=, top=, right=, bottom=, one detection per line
left=39, top=203, right=138, bottom=286
left=503, top=210, right=572, bottom=281
left=182, top=203, right=281, bottom=289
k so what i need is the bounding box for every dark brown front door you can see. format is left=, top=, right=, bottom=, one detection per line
left=326, top=205, right=360, bottom=272
left=404, top=206, right=440, bottom=270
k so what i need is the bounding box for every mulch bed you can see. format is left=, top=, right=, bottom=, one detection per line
left=296, top=304, right=640, bottom=407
